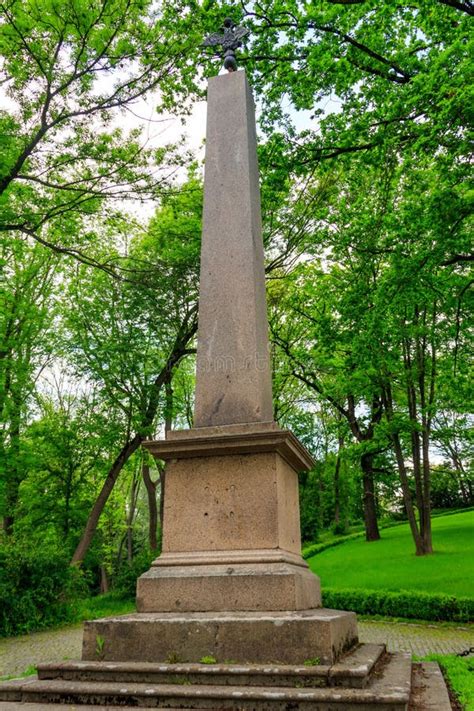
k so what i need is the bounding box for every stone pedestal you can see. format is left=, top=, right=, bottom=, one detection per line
left=137, top=422, right=321, bottom=613
left=82, top=423, right=358, bottom=665
left=82, top=609, right=357, bottom=666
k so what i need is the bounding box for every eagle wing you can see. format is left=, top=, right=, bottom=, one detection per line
left=203, top=32, right=226, bottom=47
left=233, top=26, right=249, bottom=42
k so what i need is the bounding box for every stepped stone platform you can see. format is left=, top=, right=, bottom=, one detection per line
left=81, top=608, right=357, bottom=666
left=0, top=643, right=452, bottom=709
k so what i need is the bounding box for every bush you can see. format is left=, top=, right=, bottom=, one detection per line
left=332, top=521, right=349, bottom=536
left=0, top=545, right=87, bottom=637
left=302, top=532, right=365, bottom=559
left=323, top=587, right=474, bottom=623
left=112, top=548, right=155, bottom=598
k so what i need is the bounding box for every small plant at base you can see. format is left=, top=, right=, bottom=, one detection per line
left=95, top=635, right=105, bottom=660
left=200, top=655, right=218, bottom=664
left=303, top=657, right=321, bottom=666
left=0, top=665, right=37, bottom=681
left=170, top=675, right=192, bottom=685
left=166, top=651, right=183, bottom=664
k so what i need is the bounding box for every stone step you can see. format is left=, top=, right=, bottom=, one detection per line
left=0, top=705, right=212, bottom=710
left=81, top=609, right=358, bottom=666
left=0, top=705, right=201, bottom=710
left=0, top=652, right=411, bottom=710
left=36, top=644, right=385, bottom=690
left=409, top=662, right=452, bottom=710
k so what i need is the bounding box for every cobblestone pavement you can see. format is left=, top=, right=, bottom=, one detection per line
left=0, top=620, right=472, bottom=678
left=358, top=619, right=473, bottom=657
left=0, top=625, right=83, bottom=678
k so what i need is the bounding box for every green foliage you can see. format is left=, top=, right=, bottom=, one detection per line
left=166, top=651, right=183, bottom=664
left=112, top=548, right=155, bottom=599
left=423, top=655, right=474, bottom=711
left=430, top=465, right=473, bottom=510
left=76, top=594, right=135, bottom=621
left=302, top=532, right=365, bottom=560
left=323, top=588, right=473, bottom=623
left=303, top=658, right=321, bottom=667
left=199, top=655, right=217, bottom=664
left=0, top=665, right=37, bottom=682
left=0, top=0, right=198, bottom=265
left=0, top=546, right=87, bottom=637
left=95, top=635, right=105, bottom=660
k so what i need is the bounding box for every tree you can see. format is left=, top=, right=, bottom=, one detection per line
left=0, top=235, right=58, bottom=534
left=14, top=387, right=113, bottom=549
left=0, top=0, right=198, bottom=271
left=64, top=178, right=201, bottom=564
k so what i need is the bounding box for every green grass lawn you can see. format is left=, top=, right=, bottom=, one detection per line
left=307, top=511, right=474, bottom=598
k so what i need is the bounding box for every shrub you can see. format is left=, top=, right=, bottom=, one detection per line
left=302, top=532, right=365, bottom=559
left=322, top=588, right=474, bottom=623
left=112, top=548, right=155, bottom=598
left=0, top=545, right=87, bottom=636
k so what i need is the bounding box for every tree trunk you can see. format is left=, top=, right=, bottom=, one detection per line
left=392, top=430, right=426, bottom=555
left=71, top=434, right=143, bottom=565
left=2, top=402, right=21, bottom=536
left=403, top=338, right=425, bottom=535
left=126, top=473, right=139, bottom=564
left=159, top=467, right=166, bottom=533
left=421, top=430, right=433, bottom=553
left=360, top=452, right=380, bottom=541
left=100, top=565, right=109, bottom=594
left=333, top=435, right=344, bottom=526
left=142, top=461, right=159, bottom=551
left=382, top=383, right=427, bottom=555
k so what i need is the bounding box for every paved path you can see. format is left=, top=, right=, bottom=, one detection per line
left=359, top=619, right=473, bottom=657
left=1, top=620, right=472, bottom=678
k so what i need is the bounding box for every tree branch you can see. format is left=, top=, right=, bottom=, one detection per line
left=441, top=253, right=474, bottom=266
left=438, top=0, right=474, bottom=15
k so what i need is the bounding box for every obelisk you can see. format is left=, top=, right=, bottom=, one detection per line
left=81, top=24, right=358, bottom=664
left=193, top=68, right=273, bottom=428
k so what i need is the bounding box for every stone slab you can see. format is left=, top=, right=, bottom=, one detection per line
left=329, top=644, right=385, bottom=688
left=0, top=707, right=190, bottom=711
left=37, top=644, right=384, bottom=689
left=81, top=609, right=358, bottom=666
left=144, top=425, right=315, bottom=471
left=410, top=662, right=452, bottom=710
left=0, top=654, right=412, bottom=710
left=137, top=560, right=321, bottom=612
left=166, top=421, right=279, bottom=439
left=193, top=71, right=273, bottom=429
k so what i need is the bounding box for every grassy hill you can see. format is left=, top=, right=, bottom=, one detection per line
left=307, top=510, right=474, bottom=598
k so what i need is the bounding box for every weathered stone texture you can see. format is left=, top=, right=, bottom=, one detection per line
left=194, top=70, right=273, bottom=428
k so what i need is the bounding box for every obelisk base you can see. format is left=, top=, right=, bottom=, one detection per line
left=82, top=609, right=358, bottom=665
left=82, top=424, right=358, bottom=666
left=137, top=555, right=320, bottom=612
left=137, top=423, right=321, bottom=613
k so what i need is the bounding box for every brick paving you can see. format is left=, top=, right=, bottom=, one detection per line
left=0, top=620, right=472, bottom=679
left=358, top=620, right=473, bottom=658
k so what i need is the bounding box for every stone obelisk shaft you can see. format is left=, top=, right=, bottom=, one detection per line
left=194, top=70, right=273, bottom=427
